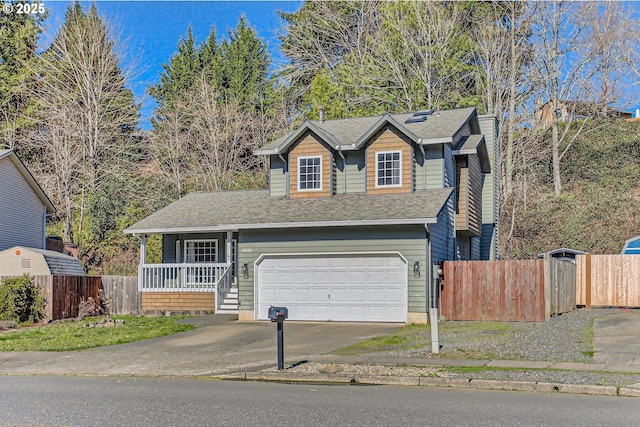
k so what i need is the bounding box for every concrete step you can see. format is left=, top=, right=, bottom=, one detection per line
left=217, top=309, right=239, bottom=314
left=220, top=303, right=239, bottom=310
left=223, top=298, right=238, bottom=304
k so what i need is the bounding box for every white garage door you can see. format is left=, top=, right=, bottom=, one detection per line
left=256, top=253, right=407, bottom=322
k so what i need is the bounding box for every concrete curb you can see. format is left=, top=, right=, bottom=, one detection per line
left=216, top=372, right=636, bottom=398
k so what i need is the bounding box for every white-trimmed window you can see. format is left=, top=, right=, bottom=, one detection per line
left=376, top=151, right=402, bottom=187
left=184, top=240, right=217, bottom=263
left=298, top=156, right=322, bottom=191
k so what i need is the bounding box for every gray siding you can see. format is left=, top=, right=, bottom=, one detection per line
left=269, top=155, right=288, bottom=197
left=471, top=236, right=481, bottom=260
left=236, top=226, right=429, bottom=313
left=162, top=233, right=228, bottom=263
left=415, top=145, right=445, bottom=190
left=455, top=234, right=472, bottom=260
left=443, top=143, right=455, bottom=188
left=478, top=115, right=499, bottom=260
left=452, top=122, right=472, bottom=148
left=341, top=151, right=366, bottom=193
left=0, top=156, right=46, bottom=251
left=335, top=150, right=367, bottom=194
left=429, top=192, right=455, bottom=266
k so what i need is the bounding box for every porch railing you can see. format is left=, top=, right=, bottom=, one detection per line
left=139, top=263, right=231, bottom=292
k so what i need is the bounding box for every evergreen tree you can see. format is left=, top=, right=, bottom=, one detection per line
left=199, top=26, right=220, bottom=84
left=148, top=16, right=278, bottom=200
left=149, top=26, right=200, bottom=111
left=0, top=1, right=45, bottom=149
left=216, top=16, right=271, bottom=112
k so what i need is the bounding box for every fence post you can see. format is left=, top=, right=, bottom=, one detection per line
left=543, top=254, right=551, bottom=320
left=585, top=253, right=591, bottom=310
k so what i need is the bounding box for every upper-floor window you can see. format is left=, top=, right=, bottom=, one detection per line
left=298, top=156, right=322, bottom=191
left=376, top=151, right=401, bottom=187
left=184, top=239, right=217, bottom=263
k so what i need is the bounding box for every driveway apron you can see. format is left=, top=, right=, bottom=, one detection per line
left=594, top=310, right=640, bottom=372
left=0, top=316, right=400, bottom=377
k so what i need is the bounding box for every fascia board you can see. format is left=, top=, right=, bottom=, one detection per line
left=353, top=114, right=420, bottom=149
left=124, top=217, right=438, bottom=235
left=418, top=137, right=454, bottom=145
left=257, top=121, right=341, bottom=155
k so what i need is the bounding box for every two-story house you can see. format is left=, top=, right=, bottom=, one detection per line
left=125, top=107, right=498, bottom=323
left=0, top=149, right=56, bottom=252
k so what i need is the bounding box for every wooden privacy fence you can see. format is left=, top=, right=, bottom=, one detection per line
left=0, top=275, right=101, bottom=321
left=576, top=254, right=640, bottom=307
left=101, top=276, right=140, bottom=315
left=440, top=256, right=576, bottom=322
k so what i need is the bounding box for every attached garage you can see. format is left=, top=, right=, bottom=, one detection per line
left=255, top=253, right=407, bottom=322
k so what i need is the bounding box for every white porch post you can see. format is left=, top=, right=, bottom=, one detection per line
left=226, top=232, right=232, bottom=265
left=138, top=235, right=147, bottom=291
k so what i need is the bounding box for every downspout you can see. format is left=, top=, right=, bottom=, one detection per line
left=419, top=144, right=427, bottom=189
left=279, top=153, right=288, bottom=197
left=425, top=224, right=439, bottom=354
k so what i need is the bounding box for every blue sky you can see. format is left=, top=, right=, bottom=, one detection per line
left=40, top=1, right=303, bottom=128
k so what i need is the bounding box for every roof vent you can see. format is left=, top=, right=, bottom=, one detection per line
left=413, top=109, right=434, bottom=116
left=405, top=115, right=427, bottom=124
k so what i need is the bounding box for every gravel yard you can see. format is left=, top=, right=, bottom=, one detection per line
left=398, top=307, right=608, bottom=361
left=338, top=307, right=616, bottom=362
left=263, top=308, right=640, bottom=388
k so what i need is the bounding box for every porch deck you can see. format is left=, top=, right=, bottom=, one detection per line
left=138, top=263, right=233, bottom=313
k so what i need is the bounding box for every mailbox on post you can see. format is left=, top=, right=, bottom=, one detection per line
left=268, top=306, right=288, bottom=322
left=268, top=305, right=288, bottom=370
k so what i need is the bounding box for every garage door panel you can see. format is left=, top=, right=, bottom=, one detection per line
left=365, top=288, right=385, bottom=302
left=385, top=288, right=405, bottom=303
left=257, top=254, right=407, bottom=322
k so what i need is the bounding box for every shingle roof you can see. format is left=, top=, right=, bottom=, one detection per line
left=454, top=134, right=491, bottom=173
left=256, top=108, right=477, bottom=154
left=40, top=249, right=86, bottom=275
left=125, top=189, right=453, bottom=234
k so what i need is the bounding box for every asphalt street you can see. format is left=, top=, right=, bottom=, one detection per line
left=1, top=376, right=639, bottom=427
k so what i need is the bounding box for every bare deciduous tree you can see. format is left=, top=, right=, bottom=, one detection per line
left=470, top=1, right=533, bottom=198
left=36, top=4, right=138, bottom=191
left=278, top=0, right=381, bottom=109
left=26, top=4, right=139, bottom=241
left=150, top=77, right=267, bottom=197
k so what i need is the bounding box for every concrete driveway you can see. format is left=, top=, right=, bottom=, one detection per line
left=594, top=309, right=640, bottom=372
left=0, top=316, right=401, bottom=377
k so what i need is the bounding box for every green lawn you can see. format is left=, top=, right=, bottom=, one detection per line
left=335, top=321, right=518, bottom=356
left=0, top=316, right=195, bottom=352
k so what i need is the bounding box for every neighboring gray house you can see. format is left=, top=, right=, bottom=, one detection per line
left=0, top=150, right=55, bottom=252
left=125, top=107, right=499, bottom=323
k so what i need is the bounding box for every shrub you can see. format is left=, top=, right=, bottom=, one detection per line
left=0, top=275, right=45, bottom=324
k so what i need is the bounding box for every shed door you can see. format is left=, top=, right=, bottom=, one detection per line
left=256, top=253, right=407, bottom=322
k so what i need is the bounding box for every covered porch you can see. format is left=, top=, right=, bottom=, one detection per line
left=136, top=231, right=238, bottom=314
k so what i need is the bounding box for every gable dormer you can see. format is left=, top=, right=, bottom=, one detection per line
left=365, top=125, right=413, bottom=195
left=288, top=131, right=333, bottom=199
left=256, top=107, right=491, bottom=203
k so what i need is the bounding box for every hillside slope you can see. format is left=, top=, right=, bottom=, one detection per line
left=502, top=119, right=640, bottom=259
